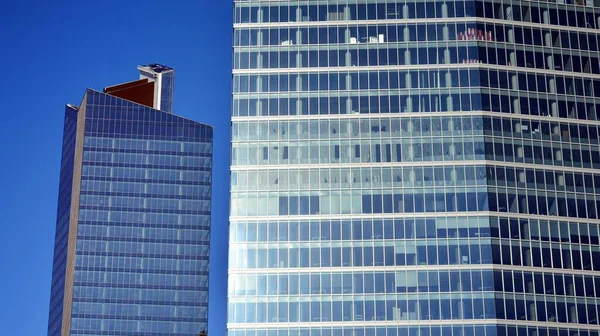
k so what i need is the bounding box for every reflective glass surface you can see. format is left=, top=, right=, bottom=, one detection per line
left=160, top=71, right=174, bottom=113
left=48, top=106, right=78, bottom=336
left=229, top=0, right=600, bottom=335
left=49, top=90, right=213, bottom=336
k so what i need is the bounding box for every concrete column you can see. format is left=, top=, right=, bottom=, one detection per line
left=257, top=54, right=263, bottom=69
left=507, top=29, right=515, bottom=43
left=543, top=10, right=550, bottom=24
left=552, top=125, right=560, bottom=136
left=547, top=56, right=555, bottom=70
left=515, top=122, right=523, bottom=133
left=555, top=150, right=563, bottom=161
left=256, top=100, right=263, bottom=116
left=444, top=49, right=451, bottom=64
left=529, top=303, right=537, bottom=320
left=544, top=33, right=552, bottom=47
left=447, top=96, right=453, bottom=112
left=513, top=99, right=521, bottom=114
left=256, top=76, right=263, bottom=92
left=558, top=174, right=565, bottom=186
left=457, top=301, right=464, bottom=319
left=522, top=222, right=530, bottom=239
left=569, top=305, right=577, bottom=322
left=405, top=98, right=412, bottom=112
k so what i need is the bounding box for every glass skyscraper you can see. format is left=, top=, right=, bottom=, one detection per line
left=229, top=1, right=600, bottom=336
left=48, top=64, right=213, bottom=336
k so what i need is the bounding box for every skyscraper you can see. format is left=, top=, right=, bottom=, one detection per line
left=48, top=64, right=213, bottom=336
left=229, top=1, right=600, bottom=336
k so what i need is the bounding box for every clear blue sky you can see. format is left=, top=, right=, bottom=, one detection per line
left=0, top=1, right=231, bottom=335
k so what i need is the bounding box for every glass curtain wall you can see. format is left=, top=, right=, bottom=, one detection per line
left=68, top=91, right=213, bottom=335
left=230, top=1, right=600, bottom=336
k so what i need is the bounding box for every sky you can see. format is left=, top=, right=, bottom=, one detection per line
left=0, top=1, right=232, bottom=335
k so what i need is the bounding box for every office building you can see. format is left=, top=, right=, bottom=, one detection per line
left=229, top=1, right=600, bottom=336
left=48, top=64, right=213, bottom=335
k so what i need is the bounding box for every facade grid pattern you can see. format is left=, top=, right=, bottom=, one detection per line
left=229, top=0, right=600, bottom=336
left=49, top=89, right=213, bottom=336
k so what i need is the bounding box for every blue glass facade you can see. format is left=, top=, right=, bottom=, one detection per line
left=160, top=71, right=174, bottom=114
left=137, top=63, right=175, bottom=113
left=49, top=88, right=213, bottom=335
left=48, top=105, right=79, bottom=336
left=229, top=1, right=600, bottom=336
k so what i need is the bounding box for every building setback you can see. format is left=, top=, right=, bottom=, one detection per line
left=48, top=64, right=213, bottom=336
left=229, top=1, right=600, bottom=336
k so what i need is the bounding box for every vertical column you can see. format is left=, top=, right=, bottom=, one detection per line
left=258, top=8, right=264, bottom=22
left=257, top=54, right=263, bottom=69
left=548, top=79, right=556, bottom=93
left=544, top=32, right=552, bottom=47
left=511, top=75, right=518, bottom=90
left=297, top=99, right=304, bottom=115
left=509, top=52, right=517, bottom=65
left=547, top=56, right=555, bottom=70
left=444, top=49, right=451, bottom=64
left=513, top=98, right=521, bottom=114
left=507, top=29, right=515, bottom=43
left=555, top=148, right=563, bottom=161
left=446, top=96, right=453, bottom=112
